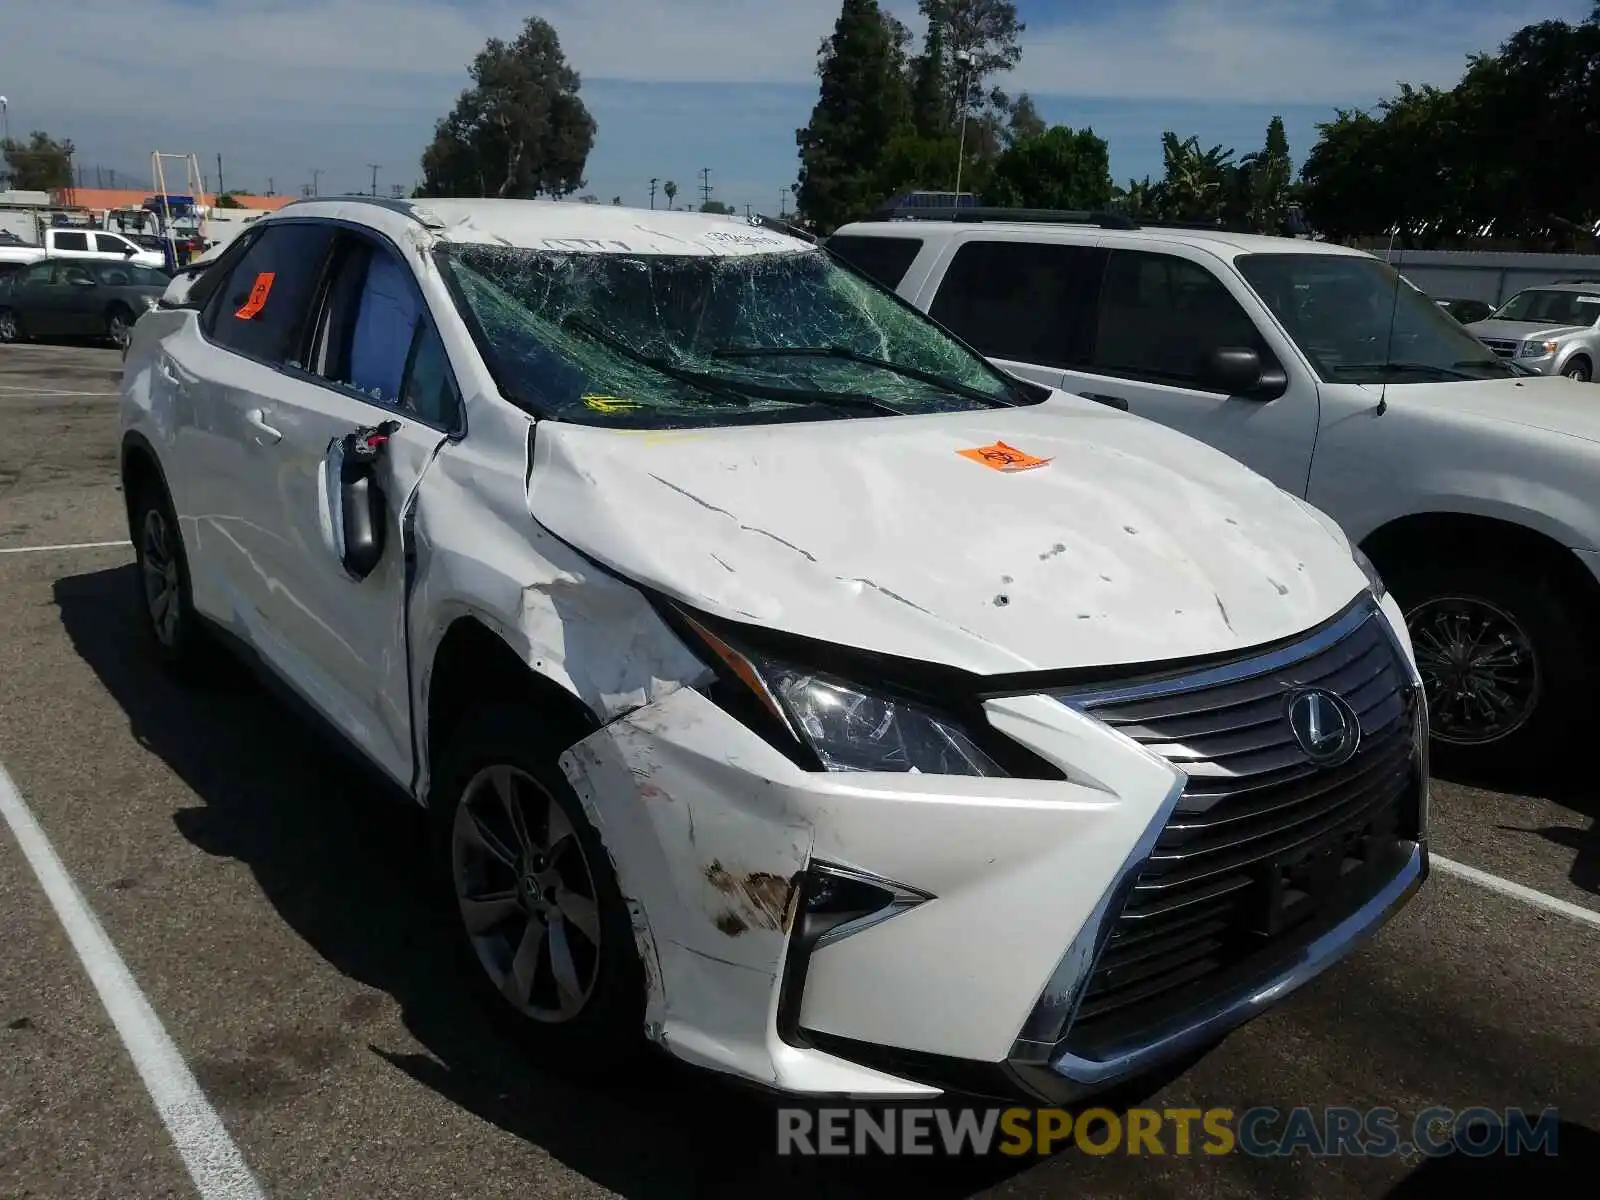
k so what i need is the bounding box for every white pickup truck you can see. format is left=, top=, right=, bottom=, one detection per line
left=830, top=210, right=1600, bottom=771
left=0, top=226, right=167, bottom=269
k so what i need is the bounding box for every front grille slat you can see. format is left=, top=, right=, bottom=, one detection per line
left=1051, top=605, right=1421, bottom=1058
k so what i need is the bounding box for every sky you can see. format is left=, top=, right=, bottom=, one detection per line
left=2, top=0, right=1591, bottom=216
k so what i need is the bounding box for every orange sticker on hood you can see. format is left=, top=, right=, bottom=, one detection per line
left=957, top=441, right=1052, bottom=472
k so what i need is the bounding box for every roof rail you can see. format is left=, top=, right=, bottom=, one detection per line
left=866, top=204, right=1140, bottom=229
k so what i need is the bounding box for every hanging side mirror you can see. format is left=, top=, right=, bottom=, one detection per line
left=319, top=420, right=401, bottom=581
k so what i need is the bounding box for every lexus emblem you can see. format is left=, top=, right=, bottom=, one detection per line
left=1285, top=688, right=1361, bottom=766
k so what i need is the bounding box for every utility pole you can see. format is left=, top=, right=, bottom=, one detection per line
left=216, top=153, right=224, bottom=199
left=779, top=188, right=787, bottom=219
left=267, top=176, right=274, bottom=196
left=649, top=177, right=658, bottom=210
left=310, top=168, right=322, bottom=197
left=744, top=203, right=753, bottom=220
left=367, top=164, right=381, bottom=197
left=699, top=167, right=712, bottom=210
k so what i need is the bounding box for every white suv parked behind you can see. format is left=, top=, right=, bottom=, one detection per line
left=831, top=209, right=1600, bottom=769
left=121, top=197, right=1425, bottom=1103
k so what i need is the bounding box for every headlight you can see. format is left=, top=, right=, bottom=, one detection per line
left=680, top=614, right=1005, bottom=777
left=1519, top=339, right=1559, bottom=357
left=1351, top=545, right=1386, bottom=601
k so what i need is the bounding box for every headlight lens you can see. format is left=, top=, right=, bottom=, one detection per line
left=1519, top=339, right=1559, bottom=357
left=765, top=666, right=1004, bottom=776
left=1352, top=545, right=1386, bottom=601
left=680, top=612, right=1004, bottom=776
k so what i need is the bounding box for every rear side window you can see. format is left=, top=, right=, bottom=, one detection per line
left=827, top=235, right=923, bottom=289
left=204, top=222, right=337, bottom=365
left=1093, top=249, right=1271, bottom=388
left=928, top=239, right=1106, bottom=368
left=53, top=231, right=89, bottom=252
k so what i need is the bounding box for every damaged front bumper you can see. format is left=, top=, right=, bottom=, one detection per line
left=558, top=595, right=1429, bottom=1103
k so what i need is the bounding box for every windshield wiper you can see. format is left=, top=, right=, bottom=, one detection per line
left=562, top=316, right=749, bottom=406
left=712, top=344, right=1015, bottom=408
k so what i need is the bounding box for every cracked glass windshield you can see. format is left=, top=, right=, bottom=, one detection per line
left=439, top=243, right=1028, bottom=427
left=1236, top=253, right=1517, bottom=385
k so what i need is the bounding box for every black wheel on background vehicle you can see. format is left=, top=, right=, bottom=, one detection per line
left=1386, top=559, right=1592, bottom=769
left=0, top=308, right=21, bottom=343
left=1561, top=356, right=1591, bottom=382
left=129, top=478, right=210, bottom=677
left=431, top=704, right=646, bottom=1075
left=106, top=304, right=134, bottom=350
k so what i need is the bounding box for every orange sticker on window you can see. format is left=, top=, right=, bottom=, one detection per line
left=234, top=271, right=276, bottom=320
left=957, top=441, right=1053, bottom=472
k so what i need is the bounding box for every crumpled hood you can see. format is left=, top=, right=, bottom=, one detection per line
left=1468, top=318, right=1591, bottom=343
left=526, top=394, right=1367, bottom=675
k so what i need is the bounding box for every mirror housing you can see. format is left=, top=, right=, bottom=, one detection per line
left=122, top=245, right=137, bottom=257
left=1206, top=346, right=1288, bottom=400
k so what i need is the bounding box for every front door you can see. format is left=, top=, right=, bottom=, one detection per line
left=239, top=228, right=458, bottom=786
left=1058, top=245, right=1320, bottom=495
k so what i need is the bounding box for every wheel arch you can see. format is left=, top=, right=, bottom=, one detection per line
left=119, top=431, right=172, bottom=536
left=1360, top=510, right=1600, bottom=608
left=421, top=613, right=602, bottom=807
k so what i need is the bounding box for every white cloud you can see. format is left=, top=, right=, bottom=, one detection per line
left=5, top=0, right=1587, bottom=124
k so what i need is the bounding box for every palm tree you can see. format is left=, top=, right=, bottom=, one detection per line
left=1160, top=133, right=1236, bottom=222
left=663, top=180, right=678, bottom=209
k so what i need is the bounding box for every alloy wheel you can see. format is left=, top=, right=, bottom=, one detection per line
left=0, top=311, right=17, bottom=343
left=1407, top=594, right=1540, bottom=746
left=140, top=507, right=182, bottom=648
left=451, top=764, right=602, bottom=1023
left=108, top=313, right=131, bottom=349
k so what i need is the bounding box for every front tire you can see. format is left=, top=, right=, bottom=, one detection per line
left=106, top=304, right=134, bottom=350
left=1387, top=558, right=1593, bottom=771
left=430, top=705, right=646, bottom=1076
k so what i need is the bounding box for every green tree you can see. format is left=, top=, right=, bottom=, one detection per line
left=924, top=0, right=1024, bottom=117
left=214, top=192, right=245, bottom=209
left=611, top=195, right=622, bottom=205
left=795, top=0, right=911, bottom=232
left=699, top=199, right=735, bottom=214
left=1159, top=133, right=1236, bottom=221
left=663, top=179, right=678, bottom=208
left=907, top=15, right=950, bottom=137
left=1, top=131, right=74, bottom=191
left=1005, top=93, right=1047, bottom=147
left=1247, top=115, right=1293, bottom=233
left=985, top=125, right=1112, bottom=210
left=419, top=16, right=596, bottom=199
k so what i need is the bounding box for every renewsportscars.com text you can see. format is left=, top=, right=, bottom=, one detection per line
left=776, top=1105, right=1561, bottom=1158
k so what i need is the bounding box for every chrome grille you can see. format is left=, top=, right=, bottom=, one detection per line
left=1479, top=338, right=1518, bottom=357
left=1054, top=602, right=1421, bottom=1058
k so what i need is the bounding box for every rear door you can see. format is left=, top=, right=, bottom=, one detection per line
left=47, top=229, right=92, bottom=260
left=9, top=261, right=67, bottom=335
left=240, top=227, right=456, bottom=785
left=914, top=234, right=1107, bottom=393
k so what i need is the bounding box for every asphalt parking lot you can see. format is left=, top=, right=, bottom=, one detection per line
left=0, top=341, right=1595, bottom=1199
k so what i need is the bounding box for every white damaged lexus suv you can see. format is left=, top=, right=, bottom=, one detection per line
left=119, top=197, right=1427, bottom=1103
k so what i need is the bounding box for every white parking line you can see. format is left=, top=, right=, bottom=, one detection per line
left=0, top=540, right=132, bottom=555
left=1433, top=853, right=1600, bottom=931
left=0, top=385, right=119, bottom=397
left=0, top=762, right=266, bottom=1199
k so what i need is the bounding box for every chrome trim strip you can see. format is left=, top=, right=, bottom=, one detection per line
left=807, top=860, right=934, bottom=949
left=1010, top=769, right=1186, bottom=1058
left=1051, top=594, right=1379, bottom=712
left=1037, top=839, right=1425, bottom=1097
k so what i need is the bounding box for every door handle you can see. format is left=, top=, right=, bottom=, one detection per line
left=1080, top=392, right=1130, bottom=412
left=245, top=407, right=283, bottom=445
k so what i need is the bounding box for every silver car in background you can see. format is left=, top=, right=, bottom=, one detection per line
left=1465, top=282, right=1600, bottom=381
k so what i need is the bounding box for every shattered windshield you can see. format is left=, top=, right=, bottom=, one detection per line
left=1490, top=289, right=1600, bottom=327
left=1236, top=252, right=1517, bottom=384
left=438, top=244, right=1030, bottom=427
